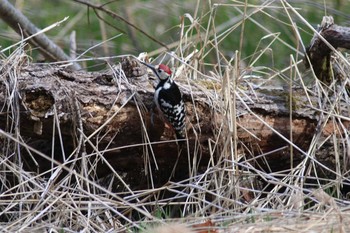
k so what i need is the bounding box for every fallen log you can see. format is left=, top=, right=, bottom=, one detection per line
left=0, top=53, right=348, bottom=190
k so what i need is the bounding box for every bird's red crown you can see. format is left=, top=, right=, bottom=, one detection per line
left=158, top=64, right=172, bottom=75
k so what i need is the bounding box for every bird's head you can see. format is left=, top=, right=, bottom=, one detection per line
left=140, top=62, right=172, bottom=81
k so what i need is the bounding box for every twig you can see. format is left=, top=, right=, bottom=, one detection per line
left=72, top=0, right=169, bottom=51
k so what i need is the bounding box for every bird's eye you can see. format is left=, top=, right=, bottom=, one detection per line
left=158, top=69, right=162, bottom=73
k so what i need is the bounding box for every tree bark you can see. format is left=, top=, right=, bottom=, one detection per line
left=0, top=55, right=348, bottom=190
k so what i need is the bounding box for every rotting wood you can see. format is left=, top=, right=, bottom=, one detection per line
left=0, top=56, right=349, bottom=190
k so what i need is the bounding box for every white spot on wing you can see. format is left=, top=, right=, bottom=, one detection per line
left=160, top=99, right=173, bottom=108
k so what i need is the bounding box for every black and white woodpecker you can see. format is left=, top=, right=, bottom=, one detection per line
left=141, top=62, right=186, bottom=139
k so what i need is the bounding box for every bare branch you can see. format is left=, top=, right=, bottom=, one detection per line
left=0, top=0, right=81, bottom=70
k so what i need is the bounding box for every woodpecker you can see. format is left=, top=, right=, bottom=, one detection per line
left=141, top=62, right=186, bottom=139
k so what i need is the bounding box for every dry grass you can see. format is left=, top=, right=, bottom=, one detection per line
left=1, top=1, right=350, bottom=232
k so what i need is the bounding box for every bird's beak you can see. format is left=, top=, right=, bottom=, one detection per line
left=139, top=61, right=157, bottom=73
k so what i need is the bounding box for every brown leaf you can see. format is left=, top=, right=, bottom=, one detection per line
left=192, top=220, right=218, bottom=233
